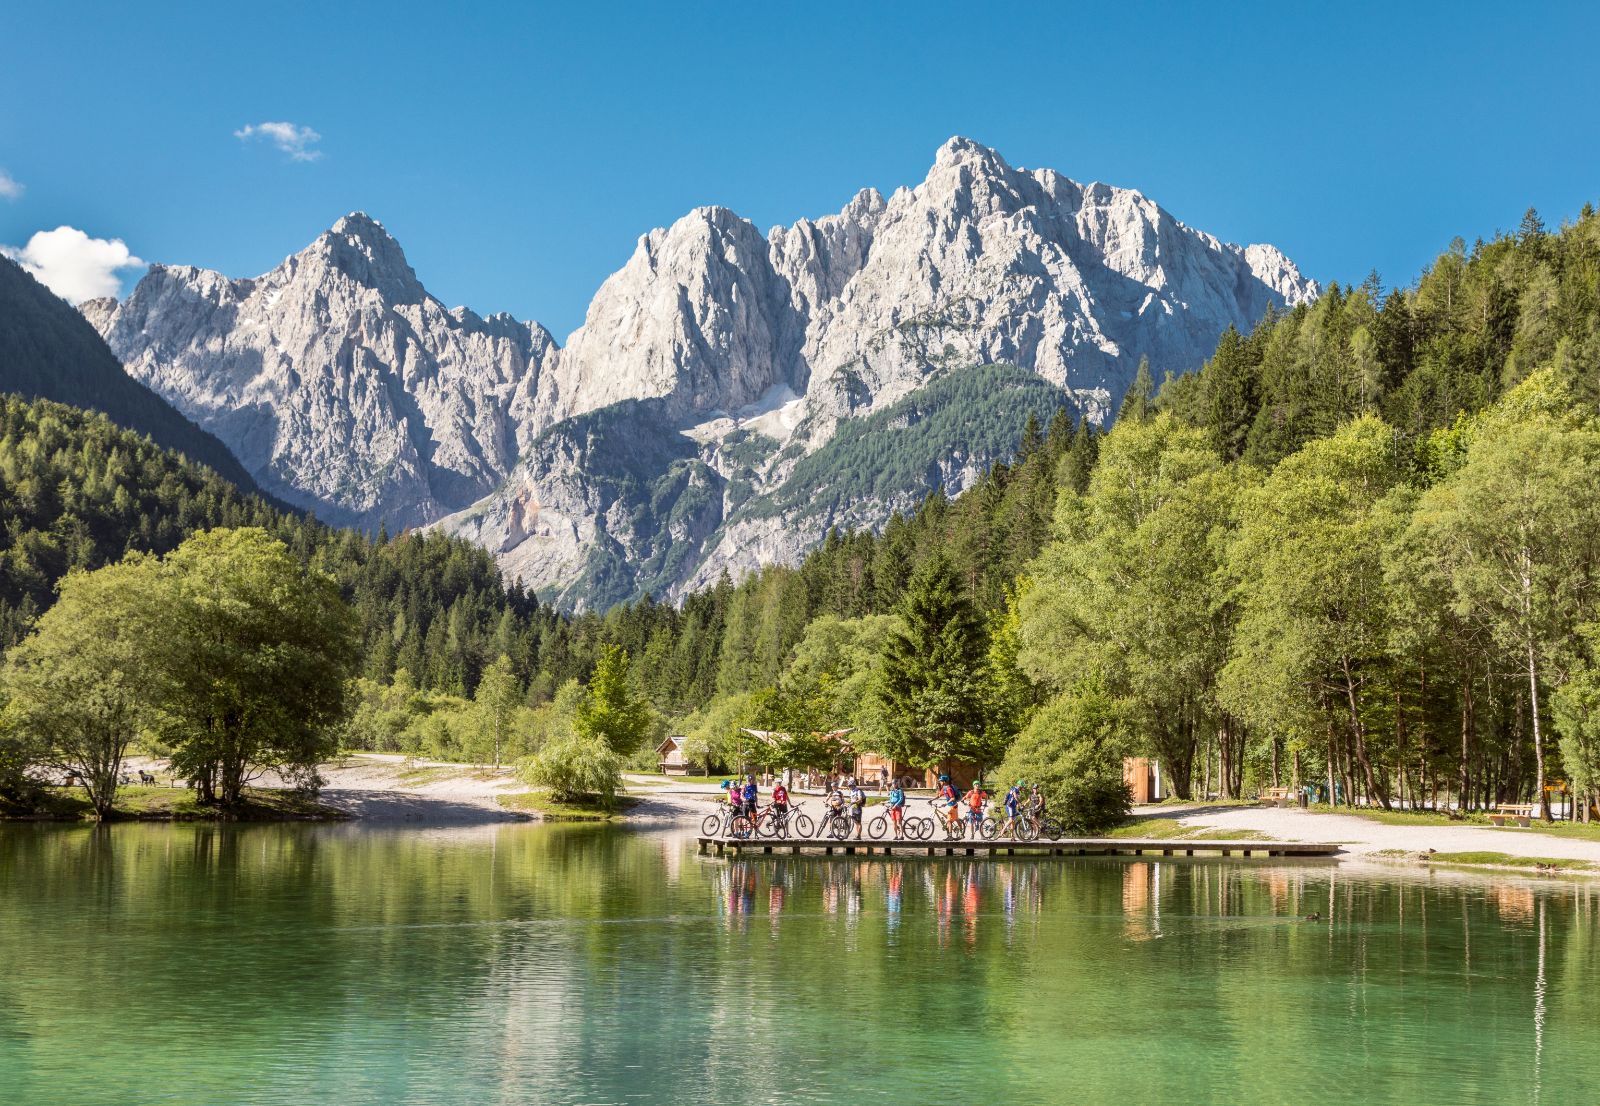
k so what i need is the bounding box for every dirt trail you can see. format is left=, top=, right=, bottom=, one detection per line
left=1159, top=803, right=1600, bottom=865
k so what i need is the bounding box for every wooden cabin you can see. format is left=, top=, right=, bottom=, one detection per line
left=1123, top=757, right=1164, bottom=804
left=656, top=735, right=699, bottom=776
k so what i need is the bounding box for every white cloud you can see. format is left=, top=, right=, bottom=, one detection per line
left=0, top=169, right=22, bottom=201
left=234, top=121, right=323, bottom=162
left=1, top=226, right=147, bottom=304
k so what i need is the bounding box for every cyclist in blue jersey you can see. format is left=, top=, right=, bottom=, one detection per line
left=886, top=782, right=907, bottom=838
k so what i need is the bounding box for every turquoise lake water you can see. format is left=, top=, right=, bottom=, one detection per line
left=1, top=823, right=1595, bottom=1105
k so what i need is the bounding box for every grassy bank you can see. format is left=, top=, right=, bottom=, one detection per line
left=1, top=785, right=345, bottom=822
left=1309, top=804, right=1600, bottom=842
left=1371, top=848, right=1596, bottom=874
left=496, top=791, right=644, bottom=821
left=1108, top=815, right=1270, bottom=840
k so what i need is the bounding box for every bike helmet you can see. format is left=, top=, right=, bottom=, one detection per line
left=938, top=773, right=950, bottom=783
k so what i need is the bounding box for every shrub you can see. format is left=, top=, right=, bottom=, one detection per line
left=518, top=728, right=623, bottom=809
left=996, top=681, right=1133, bottom=834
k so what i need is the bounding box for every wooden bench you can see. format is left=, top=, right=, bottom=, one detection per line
left=1260, top=787, right=1296, bottom=808
left=1488, top=803, right=1537, bottom=827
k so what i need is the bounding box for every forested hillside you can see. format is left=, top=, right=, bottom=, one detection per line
left=1161, top=204, right=1600, bottom=462
left=0, top=396, right=581, bottom=689
left=0, top=256, right=257, bottom=489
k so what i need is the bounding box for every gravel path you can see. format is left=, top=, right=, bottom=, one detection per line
left=1159, top=803, right=1600, bottom=864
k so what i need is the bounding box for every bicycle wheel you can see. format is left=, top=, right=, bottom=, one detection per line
left=701, top=813, right=723, bottom=836
left=730, top=814, right=755, bottom=839
left=1015, top=818, right=1039, bottom=842
left=980, top=816, right=999, bottom=841
left=910, top=816, right=932, bottom=840
left=1039, top=818, right=1062, bottom=840
left=757, top=812, right=781, bottom=838
left=828, top=813, right=852, bottom=840
left=867, top=815, right=887, bottom=838
left=792, top=813, right=814, bottom=838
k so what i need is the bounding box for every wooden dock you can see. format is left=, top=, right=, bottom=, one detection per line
left=696, top=836, right=1339, bottom=859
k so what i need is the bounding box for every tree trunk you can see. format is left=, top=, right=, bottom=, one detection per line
left=1527, top=642, right=1551, bottom=822
left=1458, top=674, right=1473, bottom=814
left=1341, top=659, right=1388, bottom=810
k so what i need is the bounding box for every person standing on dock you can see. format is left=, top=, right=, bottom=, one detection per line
left=886, top=782, right=906, bottom=839
left=771, top=778, right=790, bottom=829
left=1001, top=782, right=1023, bottom=839
left=847, top=778, right=866, bottom=839
left=741, top=776, right=758, bottom=821
left=966, top=781, right=988, bottom=834
left=936, top=774, right=962, bottom=835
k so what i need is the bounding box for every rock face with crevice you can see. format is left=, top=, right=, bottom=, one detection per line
left=88, top=139, right=1316, bottom=604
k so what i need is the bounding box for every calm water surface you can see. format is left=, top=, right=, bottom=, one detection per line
left=1, top=823, right=1595, bottom=1105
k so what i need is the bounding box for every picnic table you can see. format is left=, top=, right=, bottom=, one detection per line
left=1488, top=803, right=1537, bottom=827
left=1260, top=786, right=1297, bottom=809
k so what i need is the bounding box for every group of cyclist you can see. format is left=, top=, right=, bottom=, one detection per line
left=718, top=772, right=1048, bottom=841
left=918, top=774, right=1047, bottom=841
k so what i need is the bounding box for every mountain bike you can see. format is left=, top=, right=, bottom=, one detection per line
left=701, top=797, right=734, bottom=836
left=875, top=808, right=934, bottom=840
left=756, top=803, right=814, bottom=839
left=867, top=807, right=911, bottom=840
left=996, top=813, right=1038, bottom=841
left=819, top=806, right=856, bottom=840
left=929, top=799, right=965, bottom=841
left=702, top=797, right=757, bottom=838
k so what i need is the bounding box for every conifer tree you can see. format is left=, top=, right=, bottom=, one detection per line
left=1116, top=356, right=1154, bottom=423
left=872, top=556, right=992, bottom=775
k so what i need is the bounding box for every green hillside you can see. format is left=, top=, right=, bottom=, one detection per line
left=0, top=256, right=258, bottom=490
left=0, top=394, right=580, bottom=693
left=749, top=362, right=1072, bottom=523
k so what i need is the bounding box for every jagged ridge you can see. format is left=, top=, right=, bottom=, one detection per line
left=86, top=138, right=1316, bottom=604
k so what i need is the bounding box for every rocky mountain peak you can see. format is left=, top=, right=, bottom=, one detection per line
left=934, top=135, right=1010, bottom=170
left=90, top=139, right=1318, bottom=606
left=309, top=212, right=424, bottom=302
left=88, top=216, right=555, bottom=529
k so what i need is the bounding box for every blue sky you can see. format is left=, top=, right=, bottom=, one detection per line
left=3, top=1, right=1598, bottom=334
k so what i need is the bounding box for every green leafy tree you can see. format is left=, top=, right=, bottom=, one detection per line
left=1022, top=414, right=1244, bottom=798
left=475, top=653, right=522, bottom=767
left=1404, top=371, right=1600, bottom=819
left=1221, top=417, right=1411, bottom=808
left=575, top=645, right=653, bottom=757
left=679, top=691, right=760, bottom=774
left=1552, top=624, right=1600, bottom=822
left=1, top=559, right=161, bottom=817
left=520, top=729, right=623, bottom=809
left=995, top=677, right=1134, bottom=833
left=152, top=528, right=360, bottom=804
left=984, top=582, right=1038, bottom=742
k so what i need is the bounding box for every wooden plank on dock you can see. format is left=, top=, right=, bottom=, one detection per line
left=695, top=836, right=1339, bottom=859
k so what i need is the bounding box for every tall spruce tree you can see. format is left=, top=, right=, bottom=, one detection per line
left=872, top=556, right=993, bottom=775
left=1117, top=356, right=1155, bottom=424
